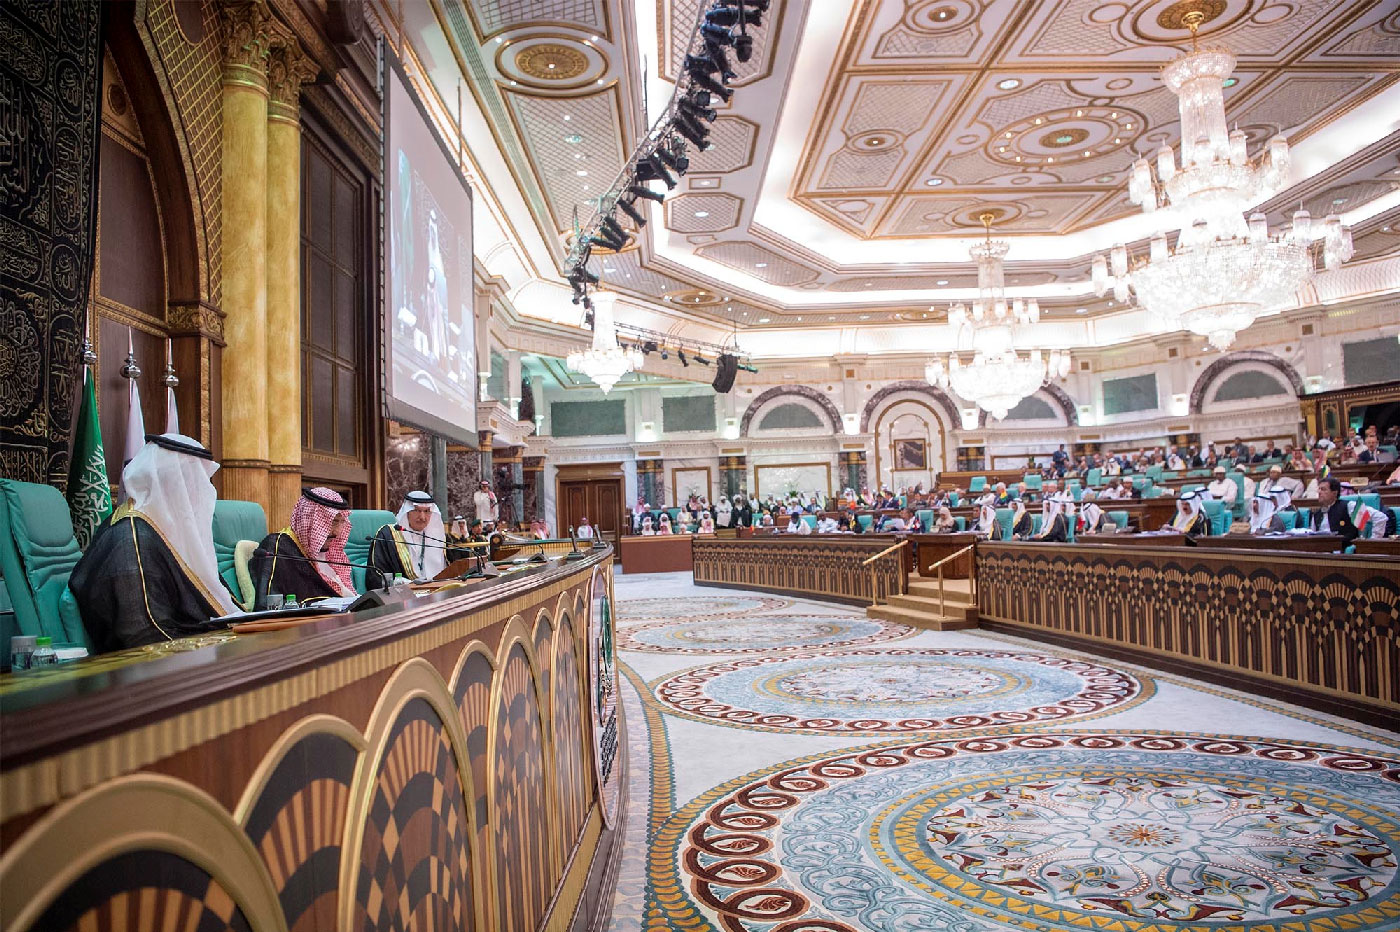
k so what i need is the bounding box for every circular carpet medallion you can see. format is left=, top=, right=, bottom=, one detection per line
left=658, top=734, right=1400, bottom=932
left=650, top=648, right=1145, bottom=734
left=617, top=596, right=793, bottom=623
left=619, top=616, right=914, bottom=656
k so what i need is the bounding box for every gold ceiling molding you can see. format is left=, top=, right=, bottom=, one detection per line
left=515, top=42, right=589, bottom=79
left=459, top=0, right=613, bottom=44
left=494, top=34, right=609, bottom=90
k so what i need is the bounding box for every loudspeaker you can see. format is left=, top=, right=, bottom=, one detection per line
left=712, top=353, right=738, bottom=393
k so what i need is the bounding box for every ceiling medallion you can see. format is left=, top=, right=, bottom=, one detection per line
left=1155, top=0, right=1227, bottom=31
left=1092, top=11, right=1352, bottom=350
left=1041, top=127, right=1089, bottom=148
left=926, top=213, right=1069, bottom=420
left=850, top=130, right=900, bottom=152
left=907, top=0, right=976, bottom=32
left=514, top=43, right=589, bottom=80
left=664, top=288, right=727, bottom=307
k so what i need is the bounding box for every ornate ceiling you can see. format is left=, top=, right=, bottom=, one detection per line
left=377, top=0, right=1400, bottom=335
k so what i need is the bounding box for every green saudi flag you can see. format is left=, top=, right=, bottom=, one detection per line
left=67, top=367, right=112, bottom=549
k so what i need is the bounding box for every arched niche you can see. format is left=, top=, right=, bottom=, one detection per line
left=741, top=386, right=842, bottom=437
left=1190, top=351, right=1304, bottom=415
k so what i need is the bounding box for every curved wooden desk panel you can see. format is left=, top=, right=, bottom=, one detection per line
left=975, top=542, right=1400, bottom=729
left=0, top=551, right=624, bottom=932
left=619, top=535, right=694, bottom=574
left=692, top=536, right=906, bottom=606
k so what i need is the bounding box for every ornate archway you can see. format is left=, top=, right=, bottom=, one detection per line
left=740, top=386, right=843, bottom=437
left=859, top=381, right=960, bottom=433
left=1189, top=352, right=1304, bottom=414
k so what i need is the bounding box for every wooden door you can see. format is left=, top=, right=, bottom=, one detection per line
left=558, top=478, right=622, bottom=543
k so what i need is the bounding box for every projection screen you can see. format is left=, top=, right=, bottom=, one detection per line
left=382, top=49, right=477, bottom=445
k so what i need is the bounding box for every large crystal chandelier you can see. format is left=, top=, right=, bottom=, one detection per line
left=926, top=213, right=1070, bottom=420
left=1093, top=10, right=1352, bottom=350
left=566, top=290, right=642, bottom=394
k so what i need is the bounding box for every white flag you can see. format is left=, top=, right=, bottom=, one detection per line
left=124, top=376, right=146, bottom=466
left=166, top=385, right=179, bottom=434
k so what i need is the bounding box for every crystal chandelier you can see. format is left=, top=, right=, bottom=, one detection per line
left=926, top=213, right=1070, bottom=420
left=566, top=290, right=642, bottom=394
left=1093, top=10, right=1352, bottom=350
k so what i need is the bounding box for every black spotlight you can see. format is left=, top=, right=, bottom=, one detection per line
left=687, top=70, right=733, bottom=102
left=695, top=354, right=710, bottom=366
left=641, top=341, right=658, bottom=354
left=627, top=184, right=665, bottom=203
left=660, top=348, right=669, bottom=360
left=635, top=153, right=677, bottom=188
left=734, top=32, right=754, bottom=62
left=584, top=310, right=595, bottom=328
left=678, top=96, right=717, bottom=123
left=568, top=265, right=599, bottom=287
left=678, top=350, right=689, bottom=367
left=673, top=114, right=710, bottom=148
left=617, top=198, right=646, bottom=227
left=699, top=21, right=733, bottom=45
left=712, top=353, right=738, bottom=393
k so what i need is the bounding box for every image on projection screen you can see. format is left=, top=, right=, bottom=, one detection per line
left=384, top=53, right=476, bottom=444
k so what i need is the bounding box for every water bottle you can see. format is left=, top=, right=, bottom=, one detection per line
left=283, top=593, right=299, bottom=610
left=30, top=637, right=57, bottom=667
left=9, top=635, right=36, bottom=671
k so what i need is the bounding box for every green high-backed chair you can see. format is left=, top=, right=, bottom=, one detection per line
left=948, top=491, right=961, bottom=507
left=954, top=517, right=967, bottom=531
left=1146, top=464, right=1164, bottom=482
left=857, top=514, right=874, bottom=532
left=968, top=476, right=987, bottom=493
left=1031, top=514, right=1043, bottom=535
left=800, top=514, right=818, bottom=530
left=1276, top=510, right=1299, bottom=531
left=346, top=509, right=397, bottom=593
left=0, top=479, right=89, bottom=649
left=1201, top=500, right=1227, bottom=535
left=994, top=507, right=1015, bottom=541
left=1022, top=474, right=1043, bottom=491
left=1107, top=510, right=1129, bottom=530
left=1086, top=468, right=1102, bottom=487
left=212, top=500, right=268, bottom=609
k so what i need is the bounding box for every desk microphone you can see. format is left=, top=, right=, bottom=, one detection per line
left=253, top=547, right=375, bottom=571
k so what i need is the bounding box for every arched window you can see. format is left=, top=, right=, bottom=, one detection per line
left=1002, top=395, right=1058, bottom=421
left=1212, top=370, right=1290, bottom=403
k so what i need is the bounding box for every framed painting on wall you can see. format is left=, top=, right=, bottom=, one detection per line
left=894, top=439, right=926, bottom=471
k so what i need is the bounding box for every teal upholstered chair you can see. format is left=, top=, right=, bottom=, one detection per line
left=1086, top=468, right=1102, bottom=487
left=1022, top=474, right=1043, bottom=491
left=212, top=500, right=267, bottom=606
left=994, top=508, right=1015, bottom=541
left=916, top=509, right=933, bottom=532
left=1186, top=469, right=1210, bottom=478
left=954, top=517, right=967, bottom=531
left=1227, top=470, right=1249, bottom=518
left=1294, top=507, right=1310, bottom=529
left=898, top=495, right=908, bottom=508
left=665, top=507, right=682, bottom=524
left=1132, top=476, right=1151, bottom=492
left=1146, top=464, right=1164, bottom=482
left=346, top=509, right=397, bottom=593
left=948, top=491, right=960, bottom=507
left=1031, top=514, right=1043, bottom=535
left=968, top=476, right=987, bottom=493
left=0, top=479, right=89, bottom=649
left=1276, top=510, right=1299, bottom=531
left=1201, top=500, right=1227, bottom=535
left=1389, top=507, right=1400, bottom=537
left=1071, top=486, right=1084, bottom=502
left=1160, top=470, right=1179, bottom=480
left=1107, top=510, right=1129, bottom=530
left=800, top=514, right=817, bottom=530
left=857, top=514, right=874, bottom=532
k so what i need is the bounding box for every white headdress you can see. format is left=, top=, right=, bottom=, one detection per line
left=121, top=433, right=238, bottom=615
left=396, top=491, right=446, bottom=578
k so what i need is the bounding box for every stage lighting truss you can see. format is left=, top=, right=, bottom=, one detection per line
left=562, top=0, right=770, bottom=308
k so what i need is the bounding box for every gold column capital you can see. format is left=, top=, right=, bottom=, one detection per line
left=267, top=34, right=318, bottom=123
left=220, top=1, right=274, bottom=90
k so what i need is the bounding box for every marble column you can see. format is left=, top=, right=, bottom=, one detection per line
left=841, top=450, right=867, bottom=493
left=523, top=456, right=544, bottom=523
left=495, top=446, right=524, bottom=529
left=720, top=455, right=747, bottom=500
left=265, top=36, right=316, bottom=524
left=218, top=2, right=273, bottom=511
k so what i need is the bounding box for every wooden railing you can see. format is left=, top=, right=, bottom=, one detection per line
left=861, top=539, right=909, bottom=606
left=925, top=543, right=975, bottom=609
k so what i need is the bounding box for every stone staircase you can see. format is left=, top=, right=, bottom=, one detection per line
left=866, top=574, right=979, bottom=631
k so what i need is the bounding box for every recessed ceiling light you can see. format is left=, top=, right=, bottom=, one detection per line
left=495, top=37, right=503, bottom=43
left=509, top=80, right=518, bottom=86
left=755, top=262, right=768, bottom=268
left=796, top=316, right=802, bottom=321
left=828, top=316, right=836, bottom=321
left=563, top=115, right=571, bottom=121
left=759, top=317, right=770, bottom=323
left=997, top=78, right=1021, bottom=90
left=565, top=133, right=582, bottom=144
left=1076, top=307, right=1087, bottom=314
left=1384, top=225, right=1393, bottom=232
left=694, top=210, right=709, bottom=217
left=591, top=35, right=600, bottom=42
left=865, top=281, right=873, bottom=286
left=936, top=279, right=948, bottom=285
left=860, top=314, right=870, bottom=319
left=576, top=169, right=588, bottom=176
left=1332, top=197, right=1346, bottom=206
left=604, top=267, right=616, bottom=273
left=1223, top=77, right=1237, bottom=87
left=926, top=177, right=944, bottom=186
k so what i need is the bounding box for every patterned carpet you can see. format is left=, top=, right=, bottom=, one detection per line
left=606, top=572, right=1400, bottom=932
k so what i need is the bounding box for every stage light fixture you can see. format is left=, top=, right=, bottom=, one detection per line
left=687, top=70, right=733, bottom=101
left=641, top=341, right=658, bottom=354
left=627, top=184, right=665, bottom=203
left=655, top=142, right=688, bottom=174
left=617, top=198, right=646, bottom=227
left=672, top=115, right=709, bottom=148
left=678, top=97, right=717, bottom=123
left=734, top=33, right=753, bottom=62
left=635, top=154, right=677, bottom=188
left=569, top=265, right=599, bottom=286
left=695, top=355, right=710, bottom=365
left=678, top=350, right=689, bottom=367
left=699, top=22, right=733, bottom=45
left=660, top=348, right=669, bottom=360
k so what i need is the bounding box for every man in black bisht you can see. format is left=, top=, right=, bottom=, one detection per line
left=70, top=434, right=240, bottom=653
left=252, top=487, right=359, bottom=605
left=366, top=490, right=448, bottom=588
